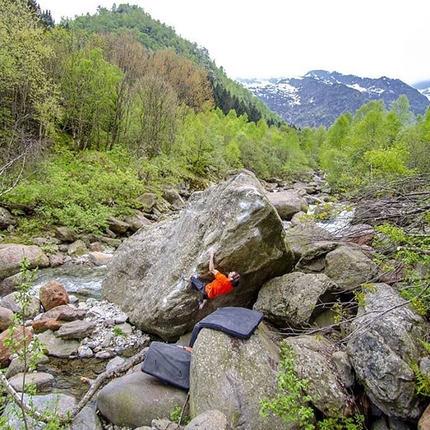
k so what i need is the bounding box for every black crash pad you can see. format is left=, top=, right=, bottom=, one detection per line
left=189, top=307, right=264, bottom=347
left=141, top=342, right=191, bottom=390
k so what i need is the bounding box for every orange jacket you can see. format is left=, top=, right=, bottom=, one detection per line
left=205, top=272, right=234, bottom=299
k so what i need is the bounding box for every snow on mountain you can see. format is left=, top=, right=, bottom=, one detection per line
left=238, top=71, right=430, bottom=128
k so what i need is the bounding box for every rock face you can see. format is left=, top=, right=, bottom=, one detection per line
left=97, top=370, right=188, bottom=428
left=253, top=272, right=337, bottom=327
left=285, top=335, right=355, bottom=417
left=102, top=170, right=294, bottom=340
left=189, top=324, right=295, bottom=430
left=347, top=283, right=428, bottom=420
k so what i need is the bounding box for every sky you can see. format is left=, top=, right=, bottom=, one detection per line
left=37, top=0, right=430, bottom=85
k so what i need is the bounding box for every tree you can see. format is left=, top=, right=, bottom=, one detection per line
left=404, top=109, right=430, bottom=173
left=145, top=49, right=214, bottom=111
left=390, top=95, right=415, bottom=126
left=0, top=0, right=59, bottom=197
left=130, top=75, right=180, bottom=159
left=102, top=31, right=150, bottom=150
left=59, top=46, right=122, bottom=150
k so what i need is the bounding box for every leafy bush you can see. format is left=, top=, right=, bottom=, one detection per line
left=1, top=148, right=146, bottom=235
left=261, top=341, right=365, bottom=430
left=260, top=342, right=315, bottom=429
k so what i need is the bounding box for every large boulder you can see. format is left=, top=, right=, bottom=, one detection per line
left=296, top=242, right=379, bottom=292
left=285, top=335, right=355, bottom=417
left=324, top=244, right=379, bottom=291
left=284, top=222, right=336, bottom=265
left=189, top=324, right=298, bottom=429
left=102, top=170, right=294, bottom=340
left=266, top=190, right=309, bottom=220
left=0, top=244, right=49, bottom=280
left=347, top=283, right=428, bottom=420
left=253, top=272, right=337, bottom=328
left=97, top=370, right=188, bottom=428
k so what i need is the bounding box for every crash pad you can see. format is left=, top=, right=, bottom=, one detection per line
left=189, top=307, right=264, bottom=347
left=141, top=341, right=191, bottom=390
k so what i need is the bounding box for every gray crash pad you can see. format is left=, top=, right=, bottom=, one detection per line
left=141, top=341, right=191, bottom=390
left=189, top=307, right=264, bottom=347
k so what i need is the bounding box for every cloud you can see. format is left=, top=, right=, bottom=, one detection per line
left=38, top=0, right=430, bottom=84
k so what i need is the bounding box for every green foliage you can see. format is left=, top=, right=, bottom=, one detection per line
left=0, top=0, right=60, bottom=197
left=260, top=342, right=316, bottom=429
left=372, top=221, right=430, bottom=316
left=261, top=342, right=366, bottom=430
left=410, top=360, right=430, bottom=397
left=113, top=326, right=126, bottom=337
left=409, top=341, right=430, bottom=398
left=170, top=404, right=190, bottom=425
left=1, top=148, right=146, bottom=235
left=1, top=0, right=429, bottom=245
left=319, top=98, right=427, bottom=192
left=318, top=414, right=365, bottom=430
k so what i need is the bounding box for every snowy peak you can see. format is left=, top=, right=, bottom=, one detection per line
left=238, top=70, right=430, bottom=128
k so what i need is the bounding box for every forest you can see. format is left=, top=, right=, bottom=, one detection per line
left=2, top=2, right=430, bottom=428
left=1, top=0, right=430, bottom=237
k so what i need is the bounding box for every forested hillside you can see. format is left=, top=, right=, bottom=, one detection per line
left=64, top=3, right=284, bottom=127
left=1, top=0, right=430, bottom=238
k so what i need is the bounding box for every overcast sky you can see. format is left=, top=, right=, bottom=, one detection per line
left=38, top=0, right=429, bottom=85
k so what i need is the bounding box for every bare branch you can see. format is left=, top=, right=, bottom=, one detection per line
left=65, top=346, right=149, bottom=422
left=0, top=346, right=149, bottom=425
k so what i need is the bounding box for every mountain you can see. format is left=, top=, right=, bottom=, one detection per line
left=238, top=70, right=430, bottom=129
left=413, top=80, right=430, bottom=101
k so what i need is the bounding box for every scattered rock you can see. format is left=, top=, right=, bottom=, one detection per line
left=39, top=280, right=70, bottom=311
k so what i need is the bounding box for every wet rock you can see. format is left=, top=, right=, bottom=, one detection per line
left=8, top=371, right=55, bottom=393
left=39, top=280, right=70, bottom=311
left=0, top=244, right=49, bottom=280
left=56, top=320, right=96, bottom=340
left=37, top=330, right=80, bottom=358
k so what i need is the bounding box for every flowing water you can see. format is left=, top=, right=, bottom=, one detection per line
left=314, top=204, right=355, bottom=236
left=31, top=263, right=117, bottom=400
left=33, top=262, right=106, bottom=300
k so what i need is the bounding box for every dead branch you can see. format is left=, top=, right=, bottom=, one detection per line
left=0, top=372, right=45, bottom=420
left=0, top=346, right=149, bottom=425
left=335, top=283, right=430, bottom=346
left=65, top=346, right=149, bottom=421
left=397, top=246, right=430, bottom=255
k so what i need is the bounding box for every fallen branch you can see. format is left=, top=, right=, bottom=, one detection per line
left=0, top=372, right=44, bottom=420
left=397, top=246, right=430, bottom=255
left=66, top=346, right=149, bottom=421
left=0, top=346, right=149, bottom=425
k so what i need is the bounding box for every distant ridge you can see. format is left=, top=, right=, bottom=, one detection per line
left=238, top=71, right=430, bottom=128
